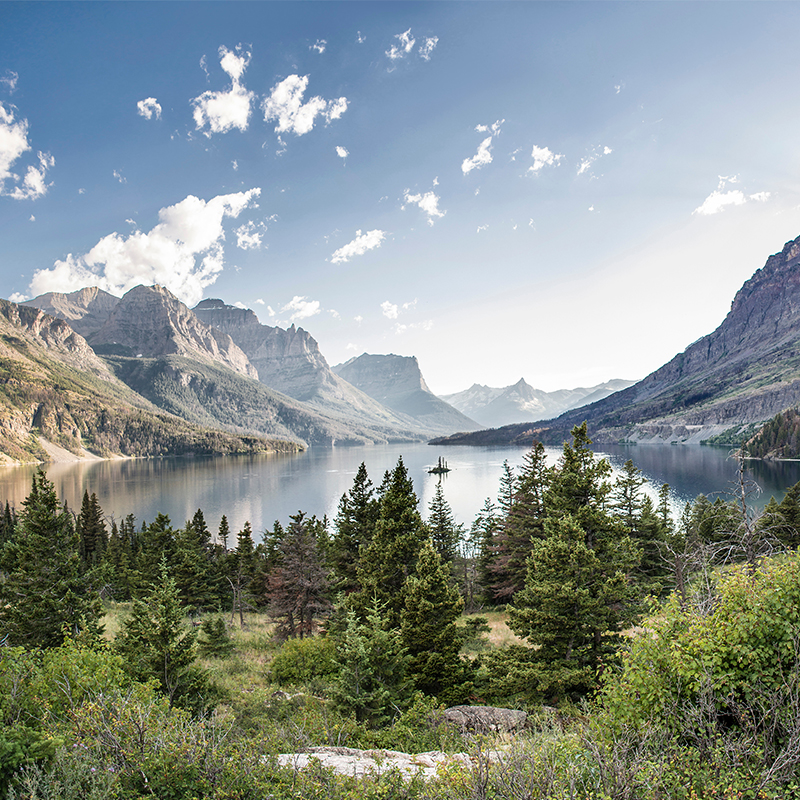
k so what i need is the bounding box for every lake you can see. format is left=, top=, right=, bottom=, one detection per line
left=1, top=442, right=799, bottom=538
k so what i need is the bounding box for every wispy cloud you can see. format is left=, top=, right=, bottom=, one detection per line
left=192, top=45, right=255, bottom=135
left=137, top=97, right=162, bottom=120
left=234, top=220, right=263, bottom=250
left=462, top=120, right=503, bottom=175
left=0, top=70, right=18, bottom=93
left=419, top=37, right=438, bottom=60
left=381, top=300, right=398, bottom=319
left=528, top=144, right=563, bottom=173
left=577, top=145, right=613, bottom=176
left=403, top=187, right=445, bottom=225
left=386, top=28, right=415, bottom=60
left=113, top=169, right=126, bottom=184
left=29, top=189, right=261, bottom=306
left=263, top=74, right=347, bottom=136
left=310, top=39, right=326, bottom=54
left=336, top=145, right=349, bottom=159
left=0, top=102, right=54, bottom=200
left=331, top=229, right=386, bottom=263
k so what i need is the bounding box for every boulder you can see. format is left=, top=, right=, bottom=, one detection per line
left=443, top=705, right=528, bottom=734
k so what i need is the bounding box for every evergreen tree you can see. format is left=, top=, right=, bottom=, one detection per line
left=330, top=462, right=379, bottom=593
left=76, top=490, right=108, bottom=568
left=400, top=540, right=470, bottom=703
left=474, top=497, right=500, bottom=605
left=218, top=514, right=231, bottom=551
left=267, top=512, right=331, bottom=639
left=331, top=599, right=410, bottom=726
left=354, top=457, right=429, bottom=628
left=230, top=521, right=255, bottom=627
left=103, top=514, right=138, bottom=600
left=198, top=616, right=235, bottom=659
left=136, top=512, right=177, bottom=591
left=426, top=483, right=461, bottom=564
left=173, top=515, right=216, bottom=616
left=776, top=480, right=800, bottom=548
left=0, top=471, right=102, bottom=649
left=115, top=560, right=213, bottom=713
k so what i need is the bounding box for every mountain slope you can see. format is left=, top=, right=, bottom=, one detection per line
left=0, top=300, right=298, bottom=463
left=433, top=234, right=800, bottom=447
left=332, top=353, right=480, bottom=433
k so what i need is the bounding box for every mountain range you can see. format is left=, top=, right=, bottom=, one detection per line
left=432, top=233, right=800, bottom=448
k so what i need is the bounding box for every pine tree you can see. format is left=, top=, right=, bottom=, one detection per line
left=474, top=498, right=499, bottom=605
left=354, top=457, right=429, bottom=628
left=230, top=521, right=256, bottom=627
left=173, top=515, right=217, bottom=616
left=76, top=490, right=108, bottom=568
left=198, top=616, right=235, bottom=659
left=400, top=540, right=469, bottom=703
left=267, top=512, right=331, bottom=639
left=330, top=462, right=379, bottom=593
left=218, top=514, right=231, bottom=551
left=426, top=483, right=461, bottom=564
left=331, top=599, right=410, bottom=726
left=115, top=560, right=212, bottom=713
left=137, top=512, right=177, bottom=591
left=0, top=471, right=102, bottom=648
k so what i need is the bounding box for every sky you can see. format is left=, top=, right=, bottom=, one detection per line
left=3, top=2, right=800, bottom=396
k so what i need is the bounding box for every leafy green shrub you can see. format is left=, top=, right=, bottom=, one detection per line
left=268, top=635, right=337, bottom=687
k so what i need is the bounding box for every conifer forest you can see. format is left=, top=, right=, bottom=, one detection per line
left=2, top=424, right=800, bottom=798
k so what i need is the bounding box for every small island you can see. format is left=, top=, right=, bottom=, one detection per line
left=428, top=456, right=451, bottom=474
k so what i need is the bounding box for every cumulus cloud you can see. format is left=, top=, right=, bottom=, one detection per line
left=0, top=102, right=54, bottom=200
left=462, top=120, right=503, bottom=175
left=0, top=70, right=18, bottom=93
left=419, top=37, right=438, bottom=60
left=336, top=145, right=349, bottom=159
left=577, top=145, right=612, bottom=176
left=330, top=229, right=386, bottom=263
left=282, top=295, right=320, bottom=321
left=386, top=28, right=415, bottom=60
left=529, top=144, right=563, bottom=173
left=29, top=189, right=261, bottom=307
left=381, top=301, right=399, bottom=319
left=234, top=220, right=263, bottom=250
left=693, top=176, right=770, bottom=216
left=403, top=188, right=445, bottom=225
left=262, top=74, right=348, bottom=136
left=310, top=39, right=327, bottom=54
left=137, top=97, right=162, bottom=120
left=192, top=45, right=255, bottom=135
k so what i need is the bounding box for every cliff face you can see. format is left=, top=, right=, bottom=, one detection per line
left=434, top=233, right=800, bottom=447
left=22, top=287, right=120, bottom=338
left=193, top=299, right=333, bottom=400
left=333, top=353, right=480, bottom=432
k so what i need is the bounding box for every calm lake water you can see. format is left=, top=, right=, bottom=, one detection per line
left=1, top=442, right=799, bottom=538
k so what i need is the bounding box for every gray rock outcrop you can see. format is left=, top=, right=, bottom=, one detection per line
left=442, top=705, right=528, bottom=734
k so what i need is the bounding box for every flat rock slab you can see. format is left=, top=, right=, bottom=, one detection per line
left=277, top=746, right=473, bottom=780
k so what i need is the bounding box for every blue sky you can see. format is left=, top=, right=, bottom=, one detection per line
left=3, top=2, right=800, bottom=395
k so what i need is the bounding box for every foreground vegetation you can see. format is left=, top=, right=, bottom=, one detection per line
left=1, top=424, right=800, bottom=797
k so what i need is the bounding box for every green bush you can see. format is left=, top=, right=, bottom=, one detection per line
left=268, top=635, right=337, bottom=688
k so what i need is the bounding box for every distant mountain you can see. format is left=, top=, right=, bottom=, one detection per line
left=0, top=299, right=297, bottom=463
left=192, top=300, right=435, bottom=435
left=332, top=353, right=481, bottom=434
left=433, top=234, right=800, bottom=448
left=441, top=378, right=633, bottom=428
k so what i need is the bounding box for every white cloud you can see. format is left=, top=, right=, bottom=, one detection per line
left=282, top=295, right=320, bottom=321
left=386, top=28, right=415, bottom=60
left=354, top=315, right=363, bottom=323
left=329, top=309, right=340, bottom=319
left=29, top=214, right=34, bottom=222
left=1, top=71, right=18, bottom=93
left=477, top=224, right=489, bottom=233
left=262, top=74, right=347, bottom=136
left=234, top=221, right=263, bottom=250
left=693, top=175, right=771, bottom=216
left=577, top=144, right=612, bottom=176
left=137, top=97, right=162, bottom=120
left=357, top=31, right=366, bottom=44
left=232, top=159, right=238, bottom=171
left=78, top=187, right=85, bottom=194
left=528, top=144, right=563, bottom=173
left=336, top=145, right=349, bottom=159
left=29, top=188, right=261, bottom=306
left=310, top=39, right=327, bottom=54
left=394, top=320, right=433, bottom=335
left=403, top=189, right=445, bottom=225
left=266, top=305, right=276, bottom=317
left=9, top=291, right=27, bottom=302
left=331, top=229, right=386, bottom=263
left=0, top=102, right=54, bottom=200
left=347, top=342, right=359, bottom=351
left=113, top=169, right=126, bottom=184
left=462, top=120, right=503, bottom=175
left=462, top=136, right=493, bottom=175
left=419, top=37, right=438, bottom=60
left=192, top=45, right=255, bottom=135
left=381, top=301, right=399, bottom=319
left=234, top=301, right=247, bottom=309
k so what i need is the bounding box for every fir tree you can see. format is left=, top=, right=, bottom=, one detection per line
left=198, top=616, right=235, bottom=659
left=137, top=512, right=177, bottom=591
left=76, top=490, right=108, bottom=568
left=330, top=462, right=379, bottom=593
left=218, top=514, right=231, bottom=551
left=400, top=540, right=470, bottom=703
left=0, top=471, right=102, bottom=648
left=173, top=516, right=217, bottom=616
left=354, top=457, right=429, bottom=628
left=426, top=482, right=461, bottom=564
left=230, top=521, right=256, bottom=627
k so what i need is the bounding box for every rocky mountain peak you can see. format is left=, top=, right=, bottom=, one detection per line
left=23, top=286, right=120, bottom=338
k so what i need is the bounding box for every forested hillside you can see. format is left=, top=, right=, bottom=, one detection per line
left=1, top=426, right=799, bottom=797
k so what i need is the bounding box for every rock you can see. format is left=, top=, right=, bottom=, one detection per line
left=442, top=705, right=528, bottom=734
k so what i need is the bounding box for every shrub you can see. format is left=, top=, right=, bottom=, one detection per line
left=268, top=635, right=337, bottom=687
